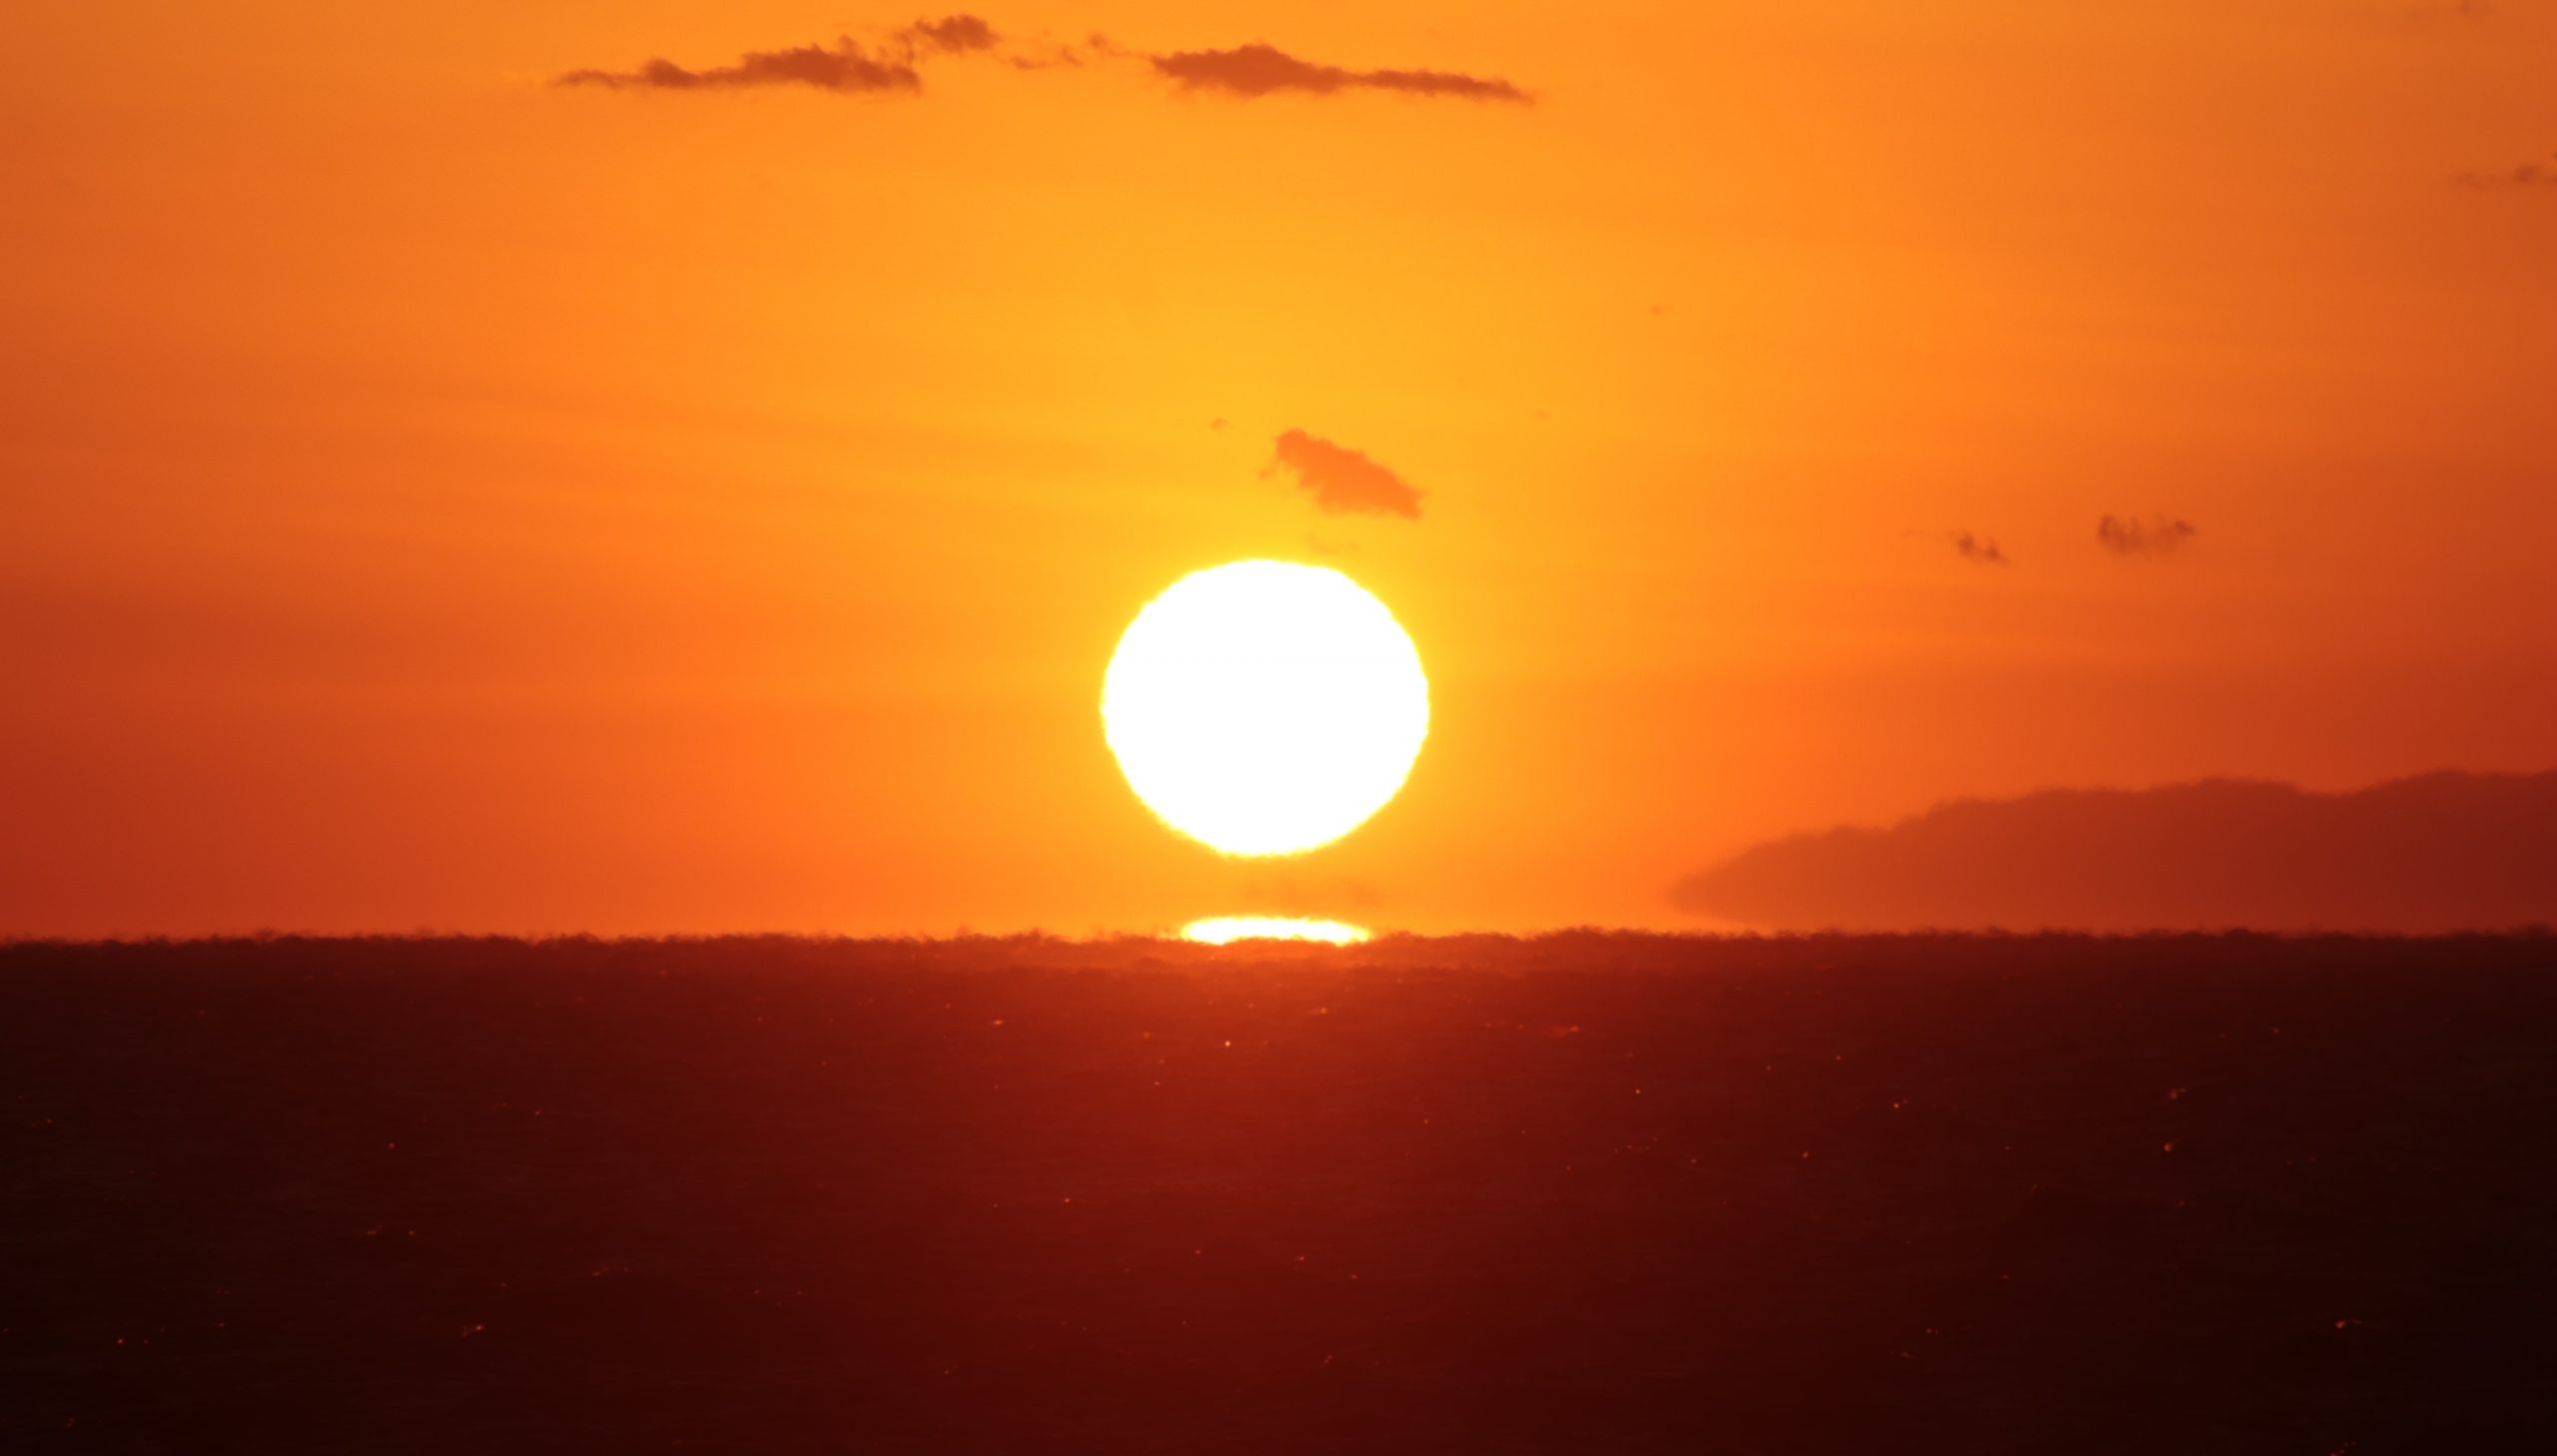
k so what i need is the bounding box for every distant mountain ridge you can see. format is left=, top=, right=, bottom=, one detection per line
left=1675, top=770, right=2557, bottom=933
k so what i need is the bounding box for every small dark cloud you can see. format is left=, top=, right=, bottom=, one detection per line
left=1268, top=429, right=1423, bottom=518
left=1006, top=31, right=1125, bottom=70
left=2098, top=514, right=2197, bottom=558
left=1207, top=417, right=1229, bottom=431
left=1674, top=770, right=2557, bottom=933
left=1150, top=42, right=1528, bottom=103
left=2456, top=153, right=2557, bottom=189
left=899, top=15, right=999, bottom=55
left=557, top=39, right=923, bottom=94
left=1951, top=531, right=2009, bottom=566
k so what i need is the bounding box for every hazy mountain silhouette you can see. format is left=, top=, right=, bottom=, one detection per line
left=1675, top=770, right=2557, bottom=932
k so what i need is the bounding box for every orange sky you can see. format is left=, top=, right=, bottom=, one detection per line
left=5, top=2, right=2554, bottom=936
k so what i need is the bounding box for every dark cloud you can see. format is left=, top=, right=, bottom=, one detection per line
left=2097, top=514, right=2197, bottom=557
left=1674, top=771, right=2557, bottom=933
left=557, top=16, right=997, bottom=93
left=1150, top=43, right=1528, bottom=103
left=1951, top=531, right=2009, bottom=566
left=1003, top=31, right=1122, bottom=70
left=899, top=15, right=1000, bottom=55
left=1267, top=430, right=1424, bottom=518
left=2457, top=154, right=2557, bottom=189
left=557, top=39, right=924, bottom=94
left=558, top=22, right=1531, bottom=107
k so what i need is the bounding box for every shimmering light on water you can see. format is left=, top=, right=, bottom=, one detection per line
left=1180, top=917, right=1371, bottom=946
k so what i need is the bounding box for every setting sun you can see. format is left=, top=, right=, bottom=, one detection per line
left=1103, top=560, right=1429, bottom=858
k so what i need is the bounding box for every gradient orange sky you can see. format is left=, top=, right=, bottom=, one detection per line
left=6, top=2, right=2554, bottom=936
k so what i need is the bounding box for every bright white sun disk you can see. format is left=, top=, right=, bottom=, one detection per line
left=1103, top=560, right=1429, bottom=857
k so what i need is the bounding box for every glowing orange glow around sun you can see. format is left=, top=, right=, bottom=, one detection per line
left=1103, top=561, right=1429, bottom=857
left=1180, top=917, right=1372, bottom=946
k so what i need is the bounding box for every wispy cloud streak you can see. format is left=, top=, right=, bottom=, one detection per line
left=558, top=39, right=923, bottom=94
left=557, top=20, right=1531, bottom=107
left=1151, top=43, right=1527, bottom=102
left=2098, top=515, right=2197, bottom=558
left=2456, top=152, right=2557, bottom=189
left=1951, top=531, right=2009, bottom=566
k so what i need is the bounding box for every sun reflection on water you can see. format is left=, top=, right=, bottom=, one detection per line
left=1180, top=917, right=1371, bottom=946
